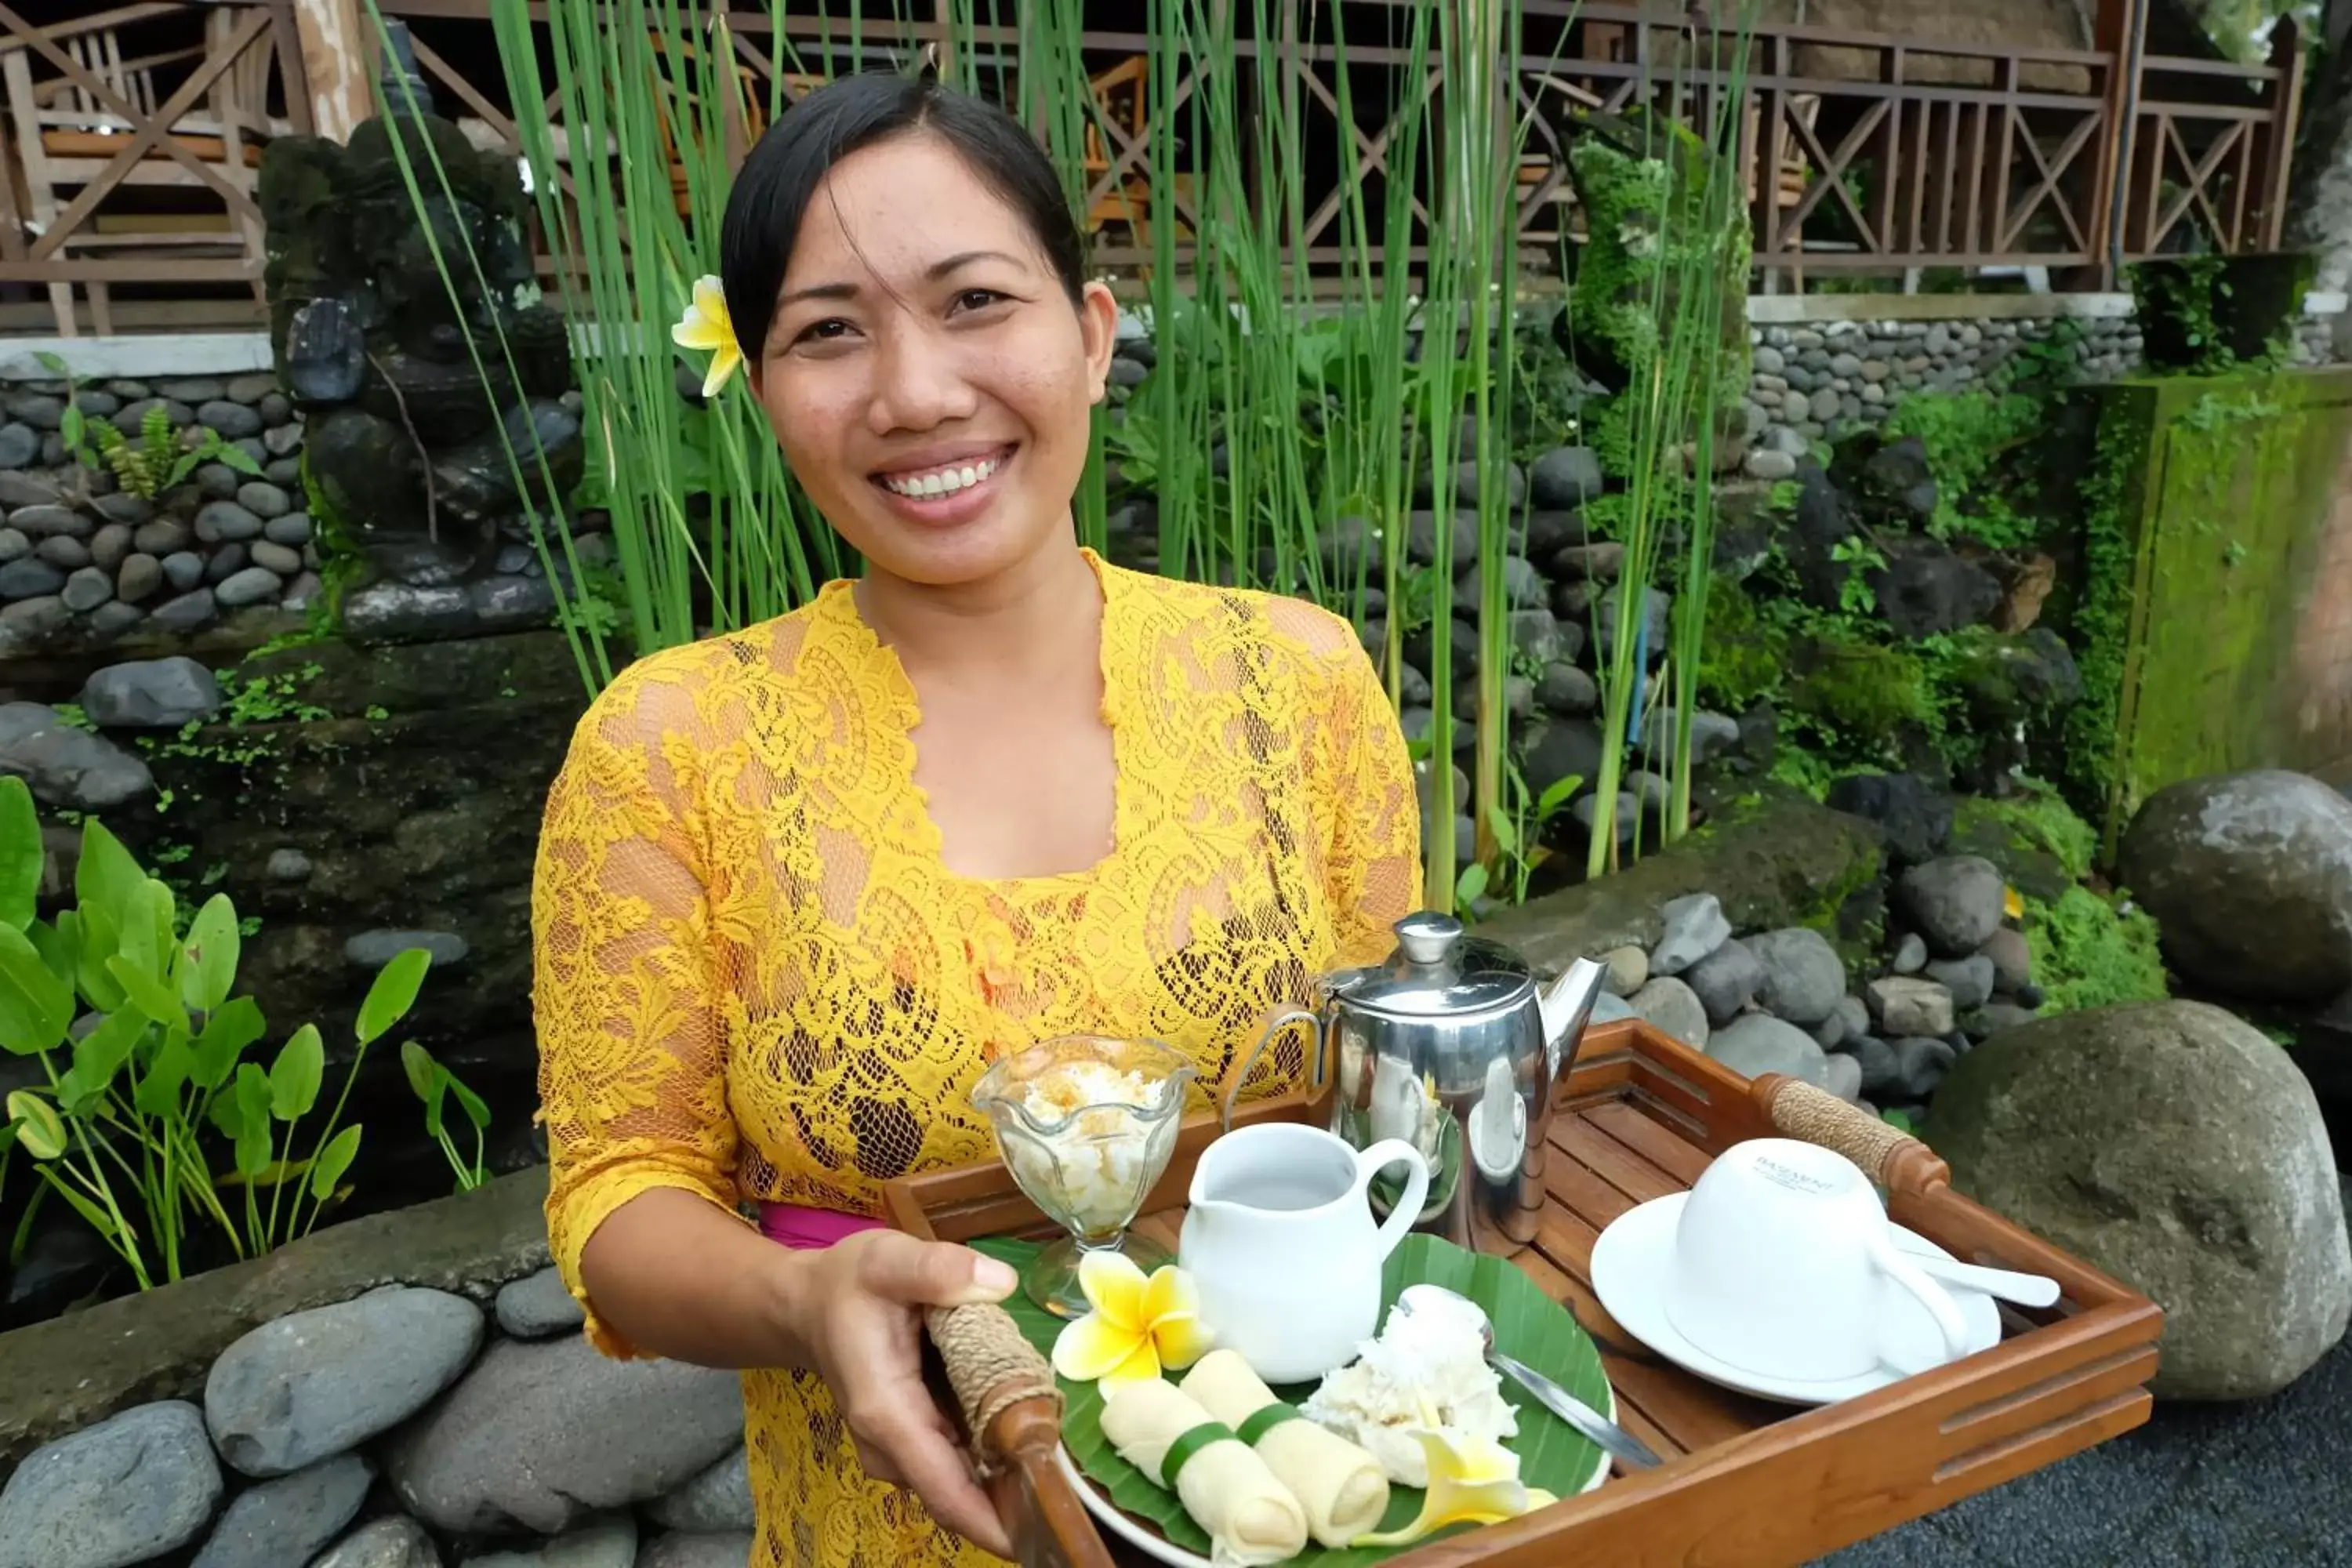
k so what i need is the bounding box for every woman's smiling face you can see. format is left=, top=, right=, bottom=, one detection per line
left=749, top=130, right=1117, bottom=588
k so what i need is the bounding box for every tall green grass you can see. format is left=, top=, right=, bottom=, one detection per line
left=375, top=0, right=1753, bottom=908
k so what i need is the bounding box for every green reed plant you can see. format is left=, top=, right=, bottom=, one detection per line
left=405, top=0, right=1750, bottom=906
left=1563, top=18, right=1757, bottom=877
left=0, top=776, right=431, bottom=1287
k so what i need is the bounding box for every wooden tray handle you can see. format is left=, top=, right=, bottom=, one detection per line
left=927, top=1300, right=1062, bottom=1454
left=925, top=1302, right=1116, bottom=1568
left=1753, top=1074, right=1951, bottom=1195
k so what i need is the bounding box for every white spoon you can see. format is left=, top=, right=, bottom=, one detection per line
left=1904, top=1253, right=2061, bottom=1308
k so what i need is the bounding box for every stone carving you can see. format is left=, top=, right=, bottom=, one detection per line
left=257, top=22, right=580, bottom=590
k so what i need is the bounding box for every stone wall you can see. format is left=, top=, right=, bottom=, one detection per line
left=0, top=374, right=320, bottom=652
left=0, top=372, right=601, bottom=660
left=0, top=1171, right=756, bottom=1568
left=1738, top=306, right=2343, bottom=475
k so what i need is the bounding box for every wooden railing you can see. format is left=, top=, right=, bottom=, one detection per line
left=0, top=0, right=2311, bottom=336
left=0, top=0, right=312, bottom=336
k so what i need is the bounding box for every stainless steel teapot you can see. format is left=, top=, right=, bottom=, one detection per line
left=1222, top=912, right=1609, bottom=1252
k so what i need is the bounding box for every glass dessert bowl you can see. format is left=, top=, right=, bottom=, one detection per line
left=971, top=1034, right=1198, bottom=1319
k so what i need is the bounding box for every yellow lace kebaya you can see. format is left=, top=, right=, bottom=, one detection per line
left=532, top=549, right=1421, bottom=1568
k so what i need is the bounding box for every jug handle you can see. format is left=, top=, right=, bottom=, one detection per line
left=1354, top=1138, right=1431, bottom=1261
left=1223, top=1007, right=1322, bottom=1133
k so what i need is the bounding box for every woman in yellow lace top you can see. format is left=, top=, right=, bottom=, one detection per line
left=532, top=73, right=1418, bottom=1568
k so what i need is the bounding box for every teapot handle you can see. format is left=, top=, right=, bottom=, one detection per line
left=1223, top=1007, right=1322, bottom=1132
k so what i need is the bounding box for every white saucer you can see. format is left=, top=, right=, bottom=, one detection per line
left=1055, top=1394, right=1616, bottom=1568
left=1588, top=1192, right=2005, bottom=1406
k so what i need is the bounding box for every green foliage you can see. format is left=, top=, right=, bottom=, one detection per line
left=1694, top=575, right=1787, bottom=713
left=1962, top=778, right=2098, bottom=881
left=401, top=1040, right=493, bottom=1192
left=0, top=775, right=433, bottom=1287
left=1881, top=390, right=2045, bottom=548
left=37, top=354, right=263, bottom=501
left=2023, top=886, right=2169, bottom=1014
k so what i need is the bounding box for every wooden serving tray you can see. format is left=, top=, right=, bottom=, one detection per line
left=887, top=1019, right=2164, bottom=1568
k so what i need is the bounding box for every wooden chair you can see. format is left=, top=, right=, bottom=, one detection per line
left=2, top=5, right=287, bottom=334
left=1080, top=54, right=1193, bottom=253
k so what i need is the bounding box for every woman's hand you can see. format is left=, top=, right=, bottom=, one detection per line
left=793, top=1229, right=1023, bottom=1557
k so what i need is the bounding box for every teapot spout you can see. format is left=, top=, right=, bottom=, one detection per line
left=1537, top=956, right=1608, bottom=1074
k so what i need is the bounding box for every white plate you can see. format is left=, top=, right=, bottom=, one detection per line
left=1055, top=1387, right=1618, bottom=1568
left=1588, top=1192, right=2005, bottom=1406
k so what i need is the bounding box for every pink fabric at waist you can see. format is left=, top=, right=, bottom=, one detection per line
left=757, top=1202, right=887, bottom=1250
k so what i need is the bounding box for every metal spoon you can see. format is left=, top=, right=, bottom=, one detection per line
left=1391, top=1283, right=1664, bottom=1472
left=1904, top=1253, right=2062, bottom=1308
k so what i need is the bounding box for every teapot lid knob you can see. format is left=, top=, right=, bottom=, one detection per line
left=1393, top=911, right=1464, bottom=967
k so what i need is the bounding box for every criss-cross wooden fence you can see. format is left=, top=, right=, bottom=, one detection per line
left=0, top=0, right=2309, bottom=335
left=0, top=0, right=312, bottom=335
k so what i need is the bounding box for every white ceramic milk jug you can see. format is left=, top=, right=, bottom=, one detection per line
left=1177, top=1123, right=1430, bottom=1384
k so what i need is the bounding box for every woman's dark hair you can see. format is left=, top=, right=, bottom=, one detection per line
left=720, top=71, right=1087, bottom=361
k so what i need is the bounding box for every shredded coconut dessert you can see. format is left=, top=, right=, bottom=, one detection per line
left=1301, top=1284, right=1519, bottom=1487
left=1002, top=1059, right=1172, bottom=1234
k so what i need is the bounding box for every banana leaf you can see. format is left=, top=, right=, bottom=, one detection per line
left=971, top=1232, right=1611, bottom=1566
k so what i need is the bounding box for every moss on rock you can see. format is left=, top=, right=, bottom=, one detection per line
left=1472, top=789, right=1884, bottom=980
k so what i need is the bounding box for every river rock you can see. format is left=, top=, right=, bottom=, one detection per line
left=1650, top=891, right=1730, bottom=976
left=1849, top=1035, right=1900, bottom=1098
left=1708, top=1014, right=1829, bottom=1083
left=1868, top=976, right=1956, bottom=1038
left=1530, top=445, right=1605, bottom=506
left=648, top=1448, right=753, bottom=1533
left=1682, top=938, right=1762, bottom=1025
left=1926, top=954, right=1996, bottom=1012
left=190, top=1454, right=372, bottom=1568
left=78, top=655, right=223, bottom=729
left=1744, top=927, right=1846, bottom=1025
left=1896, top=855, right=2007, bottom=956
left=205, top=1285, right=484, bottom=1477
left=495, top=1265, right=588, bottom=1339
left=1890, top=1036, right=1958, bottom=1100
left=2116, top=769, right=2352, bottom=1003
left=1980, top=927, right=2033, bottom=993
left=0, top=1401, right=223, bottom=1568
left=637, top=1536, right=755, bottom=1568
left=1626, top=975, right=1709, bottom=1048
left=312, top=1516, right=441, bottom=1568
left=468, top=1515, right=637, bottom=1567
left=0, top=701, right=154, bottom=809
left=1599, top=945, right=1649, bottom=998
left=1891, top=932, right=1928, bottom=975
left=1820, top=1051, right=1864, bottom=1103
left=387, top=1334, right=746, bottom=1535
left=1933, top=1001, right=2352, bottom=1400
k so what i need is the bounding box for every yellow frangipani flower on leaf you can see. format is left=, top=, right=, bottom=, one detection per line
left=1049, top=1251, right=1215, bottom=1391
left=1350, top=1397, right=1555, bottom=1547
left=671, top=274, right=742, bottom=398
left=2003, top=884, right=2025, bottom=921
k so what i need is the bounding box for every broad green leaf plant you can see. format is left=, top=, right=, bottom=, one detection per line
left=0, top=776, right=433, bottom=1288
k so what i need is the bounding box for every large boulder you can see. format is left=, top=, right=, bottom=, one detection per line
left=1932, top=1000, right=2352, bottom=1400
left=2117, top=769, right=2352, bottom=1004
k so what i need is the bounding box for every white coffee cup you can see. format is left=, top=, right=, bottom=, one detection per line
left=1662, top=1138, right=1971, bottom=1383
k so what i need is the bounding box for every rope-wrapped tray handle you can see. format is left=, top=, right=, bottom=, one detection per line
left=1755, top=1073, right=1950, bottom=1194
left=926, top=1302, right=1115, bottom=1568
left=926, top=1301, right=1062, bottom=1465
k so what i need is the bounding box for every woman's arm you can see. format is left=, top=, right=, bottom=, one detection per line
left=532, top=663, right=1016, bottom=1553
